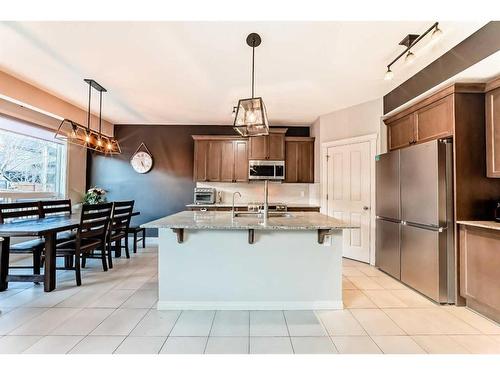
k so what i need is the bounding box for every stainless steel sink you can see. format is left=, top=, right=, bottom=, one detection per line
left=233, top=211, right=292, bottom=218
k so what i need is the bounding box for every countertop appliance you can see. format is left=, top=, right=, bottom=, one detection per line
left=376, top=139, right=455, bottom=304
left=194, top=187, right=216, bottom=205
left=249, top=160, right=285, bottom=180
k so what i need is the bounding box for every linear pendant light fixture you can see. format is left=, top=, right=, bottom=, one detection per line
left=55, top=79, right=121, bottom=154
left=384, top=22, right=442, bottom=81
left=233, top=33, right=269, bottom=137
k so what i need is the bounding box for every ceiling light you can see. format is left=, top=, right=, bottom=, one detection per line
left=384, top=67, right=394, bottom=81
left=55, top=79, right=121, bottom=154
left=431, top=25, right=443, bottom=41
left=405, top=50, right=415, bottom=64
left=233, top=33, right=269, bottom=137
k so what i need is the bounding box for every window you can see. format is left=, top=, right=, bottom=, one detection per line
left=0, top=116, right=67, bottom=199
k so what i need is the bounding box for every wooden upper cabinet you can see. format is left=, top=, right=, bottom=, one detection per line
left=387, top=114, right=416, bottom=150
left=248, top=136, right=268, bottom=160
left=486, top=85, right=500, bottom=178
left=415, top=95, right=453, bottom=143
left=193, top=140, right=208, bottom=181
left=192, top=136, right=248, bottom=182
left=206, top=141, right=222, bottom=181
left=285, top=137, right=314, bottom=183
left=234, top=140, right=249, bottom=182
left=248, top=128, right=287, bottom=160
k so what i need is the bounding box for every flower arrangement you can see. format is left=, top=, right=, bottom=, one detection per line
left=83, top=187, right=107, bottom=204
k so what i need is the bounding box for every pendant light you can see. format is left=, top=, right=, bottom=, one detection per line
left=233, top=33, right=269, bottom=137
left=55, top=79, right=121, bottom=154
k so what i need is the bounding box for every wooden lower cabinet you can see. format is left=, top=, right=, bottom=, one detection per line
left=285, top=137, right=314, bottom=183
left=459, top=224, right=500, bottom=323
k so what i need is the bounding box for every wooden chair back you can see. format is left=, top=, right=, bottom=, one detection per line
left=109, top=201, right=135, bottom=234
left=40, top=199, right=72, bottom=217
left=78, top=203, right=113, bottom=242
left=0, top=201, right=41, bottom=224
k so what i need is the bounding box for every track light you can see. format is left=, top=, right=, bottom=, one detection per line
left=384, top=67, right=394, bottom=81
left=383, top=22, right=441, bottom=80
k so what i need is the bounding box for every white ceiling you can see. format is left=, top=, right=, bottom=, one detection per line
left=0, top=21, right=489, bottom=125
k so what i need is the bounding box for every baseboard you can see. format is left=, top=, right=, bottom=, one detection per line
left=157, top=300, right=343, bottom=310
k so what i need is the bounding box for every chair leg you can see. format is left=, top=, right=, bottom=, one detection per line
left=75, top=251, right=82, bottom=286
left=107, top=241, right=113, bottom=269
left=114, top=240, right=120, bottom=258
left=81, top=254, right=87, bottom=268
left=133, top=232, right=137, bottom=253
left=124, top=236, right=130, bottom=259
left=33, top=249, right=41, bottom=284
left=142, top=229, right=146, bottom=248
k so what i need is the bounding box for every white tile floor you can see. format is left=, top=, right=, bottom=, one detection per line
left=0, top=242, right=499, bottom=354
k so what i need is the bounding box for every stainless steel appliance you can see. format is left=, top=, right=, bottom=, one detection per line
left=194, top=187, right=216, bottom=205
left=375, top=139, right=455, bottom=303
left=249, top=160, right=285, bottom=180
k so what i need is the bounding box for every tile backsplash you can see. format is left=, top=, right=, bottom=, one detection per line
left=197, top=182, right=318, bottom=205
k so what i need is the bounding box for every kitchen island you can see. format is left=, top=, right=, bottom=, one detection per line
left=143, top=211, right=356, bottom=310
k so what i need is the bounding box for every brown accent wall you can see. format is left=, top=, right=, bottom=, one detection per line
left=89, top=125, right=309, bottom=236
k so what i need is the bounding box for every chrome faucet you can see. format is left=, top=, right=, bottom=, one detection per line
left=232, top=191, right=241, bottom=217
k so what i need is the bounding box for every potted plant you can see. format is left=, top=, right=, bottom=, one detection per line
left=83, top=187, right=107, bottom=205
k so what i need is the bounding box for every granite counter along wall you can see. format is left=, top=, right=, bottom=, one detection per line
left=88, top=124, right=312, bottom=236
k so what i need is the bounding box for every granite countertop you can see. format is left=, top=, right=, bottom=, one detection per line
left=142, top=211, right=356, bottom=231
left=185, top=203, right=321, bottom=208
left=457, top=220, right=500, bottom=231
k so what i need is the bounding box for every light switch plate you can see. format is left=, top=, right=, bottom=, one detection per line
left=322, top=235, right=332, bottom=246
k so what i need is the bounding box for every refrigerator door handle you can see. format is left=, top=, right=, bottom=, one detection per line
left=404, top=221, right=447, bottom=232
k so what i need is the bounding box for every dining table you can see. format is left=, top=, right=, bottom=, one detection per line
left=0, top=211, right=140, bottom=292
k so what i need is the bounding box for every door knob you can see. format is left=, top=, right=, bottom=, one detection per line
left=363, top=206, right=370, bottom=211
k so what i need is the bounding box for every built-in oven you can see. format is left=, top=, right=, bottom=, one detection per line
left=194, top=187, right=216, bottom=204
left=249, top=160, right=285, bottom=180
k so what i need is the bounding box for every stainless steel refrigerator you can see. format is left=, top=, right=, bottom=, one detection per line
left=376, top=139, right=455, bottom=304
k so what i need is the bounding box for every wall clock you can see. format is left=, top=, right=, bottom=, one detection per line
left=130, top=143, right=153, bottom=174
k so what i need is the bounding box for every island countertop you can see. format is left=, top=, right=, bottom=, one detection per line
left=142, top=210, right=356, bottom=231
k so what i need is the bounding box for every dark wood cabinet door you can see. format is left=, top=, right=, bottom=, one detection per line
left=268, top=133, right=285, bottom=160
left=297, top=140, right=314, bottom=183
left=285, top=138, right=314, bottom=183
left=234, top=140, right=249, bottom=182
left=193, top=140, right=208, bottom=181
left=220, top=141, right=235, bottom=182
left=248, top=136, right=268, bottom=160
left=416, top=95, right=453, bottom=143
left=206, top=141, right=222, bottom=181
left=486, top=87, right=500, bottom=178
left=388, top=114, right=416, bottom=150
left=285, top=141, right=299, bottom=182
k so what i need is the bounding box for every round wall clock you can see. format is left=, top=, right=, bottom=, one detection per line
left=130, top=143, right=153, bottom=174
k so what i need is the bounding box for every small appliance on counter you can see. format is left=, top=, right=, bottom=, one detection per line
left=194, top=187, right=216, bottom=205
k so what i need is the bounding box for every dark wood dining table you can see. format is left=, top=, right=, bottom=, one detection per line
left=0, top=211, right=140, bottom=292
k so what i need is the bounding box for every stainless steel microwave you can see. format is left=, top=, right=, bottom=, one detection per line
left=249, top=160, right=285, bottom=180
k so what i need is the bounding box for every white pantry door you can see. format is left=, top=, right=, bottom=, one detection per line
left=326, top=141, right=372, bottom=263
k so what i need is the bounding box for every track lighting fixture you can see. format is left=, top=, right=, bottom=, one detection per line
left=383, top=22, right=442, bottom=80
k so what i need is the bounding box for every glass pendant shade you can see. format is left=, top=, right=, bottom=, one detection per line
left=233, top=97, right=269, bottom=137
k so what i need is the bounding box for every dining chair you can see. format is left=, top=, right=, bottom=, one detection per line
left=0, top=201, right=44, bottom=278
left=105, top=200, right=135, bottom=269
left=56, top=202, right=113, bottom=285
left=127, top=225, right=146, bottom=253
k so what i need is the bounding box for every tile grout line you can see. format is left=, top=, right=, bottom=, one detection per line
left=281, top=310, right=295, bottom=354
left=314, top=311, right=340, bottom=353
left=202, top=310, right=217, bottom=354
left=157, top=309, right=183, bottom=354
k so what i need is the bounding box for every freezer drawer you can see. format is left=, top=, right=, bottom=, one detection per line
left=376, top=151, right=400, bottom=220
left=401, top=224, right=448, bottom=303
left=375, top=219, right=401, bottom=279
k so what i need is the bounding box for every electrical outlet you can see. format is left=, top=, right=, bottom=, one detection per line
left=300, top=191, right=305, bottom=198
